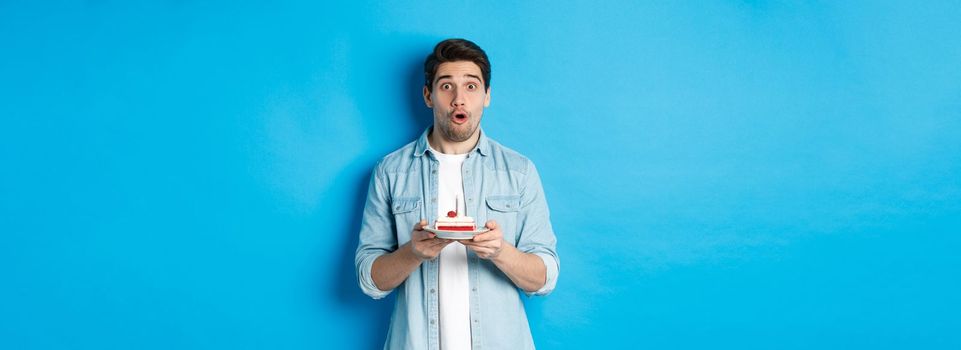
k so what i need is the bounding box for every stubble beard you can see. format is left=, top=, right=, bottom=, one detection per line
left=437, top=113, right=477, bottom=143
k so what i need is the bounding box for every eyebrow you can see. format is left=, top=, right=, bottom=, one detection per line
left=434, top=74, right=483, bottom=84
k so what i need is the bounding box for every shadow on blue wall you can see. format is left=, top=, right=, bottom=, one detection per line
left=323, top=48, right=430, bottom=349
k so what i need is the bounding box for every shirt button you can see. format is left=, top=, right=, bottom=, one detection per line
left=430, top=319, right=436, bottom=325
left=430, top=289, right=436, bottom=293
left=472, top=288, right=477, bottom=292
left=432, top=170, right=437, bottom=174
left=473, top=319, right=478, bottom=323
left=431, top=198, right=436, bottom=203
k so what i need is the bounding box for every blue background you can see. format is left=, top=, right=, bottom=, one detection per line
left=2, top=1, right=960, bottom=349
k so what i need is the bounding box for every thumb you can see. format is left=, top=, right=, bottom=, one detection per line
left=485, top=220, right=498, bottom=230
left=415, top=219, right=428, bottom=230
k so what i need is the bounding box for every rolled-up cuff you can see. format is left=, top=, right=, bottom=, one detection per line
left=526, top=252, right=558, bottom=297
left=358, top=254, right=392, bottom=299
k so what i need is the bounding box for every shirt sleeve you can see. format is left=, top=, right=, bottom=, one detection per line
left=515, top=162, right=560, bottom=297
left=354, top=161, right=396, bottom=299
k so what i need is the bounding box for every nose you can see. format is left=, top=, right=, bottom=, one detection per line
left=451, top=89, right=465, bottom=107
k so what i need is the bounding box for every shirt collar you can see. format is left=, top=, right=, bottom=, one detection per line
left=414, top=126, right=490, bottom=157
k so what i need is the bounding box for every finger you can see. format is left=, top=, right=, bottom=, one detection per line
left=415, top=219, right=428, bottom=230
left=410, top=227, right=434, bottom=240
left=428, top=241, right=452, bottom=253
left=462, top=240, right=493, bottom=250
left=412, top=229, right=432, bottom=241
left=476, top=225, right=501, bottom=240
left=461, top=241, right=486, bottom=249
left=467, top=245, right=492, bottom=256
left=473, top=231, right=500, bottom=242
left=424, top=237, right=448, bottom=246
left=472, top=233, right=491, bottom=242
left=412, top=221, right=428, bottom=238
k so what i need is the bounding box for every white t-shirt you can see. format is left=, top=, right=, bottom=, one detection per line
left=430, top=147, right=472, bottom=350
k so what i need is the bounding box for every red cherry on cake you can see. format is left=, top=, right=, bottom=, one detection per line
left=447, top=211, right=457, bottom=218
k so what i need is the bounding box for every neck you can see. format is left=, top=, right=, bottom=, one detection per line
left=428, top=126, right=480, bottom=155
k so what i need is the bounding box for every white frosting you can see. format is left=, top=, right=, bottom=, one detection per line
left=436, top=216, right=475, bottom=224
left=437, top=194, right=474, bottom=228
left=436, top=213, right=475, bottom=230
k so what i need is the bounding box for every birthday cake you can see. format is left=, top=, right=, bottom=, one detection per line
left=435, top=210, right=476, bottom=231
left=435, top=195, right=476, bottom=231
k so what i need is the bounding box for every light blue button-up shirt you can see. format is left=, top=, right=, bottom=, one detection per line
left=355, top=127, right=560, bottom=350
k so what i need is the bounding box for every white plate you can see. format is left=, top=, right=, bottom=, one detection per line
left=423, top=227, right=490, bottom=239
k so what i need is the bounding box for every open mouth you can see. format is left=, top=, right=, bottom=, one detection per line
left=451, top=111, right=469, bottom=124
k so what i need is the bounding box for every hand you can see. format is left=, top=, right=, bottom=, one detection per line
left=409, top=220, right=453, bottom=261
left=462, top=220, right=505, bottom=259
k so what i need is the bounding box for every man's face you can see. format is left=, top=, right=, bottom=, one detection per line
left=423, top=61, right=491, bottom=143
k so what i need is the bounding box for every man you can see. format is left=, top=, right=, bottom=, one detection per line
left=355, top=38, right=559, bottom=350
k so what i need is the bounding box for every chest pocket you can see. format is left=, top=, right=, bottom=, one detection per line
left=392, top=197, right=421, bottom=215
left=485, top=195, right=521, bottom=245
left=391, top=197, right=421, bottom=241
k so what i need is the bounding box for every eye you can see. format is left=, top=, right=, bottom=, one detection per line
left=467, top=83, right=477, bottom=90
left=442, top=83, right=452, bottom=90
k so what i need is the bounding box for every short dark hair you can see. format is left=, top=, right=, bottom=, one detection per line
left=424, top=38, right=490, bottom=92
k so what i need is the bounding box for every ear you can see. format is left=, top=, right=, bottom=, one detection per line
left=423, top=85, right=433, bottom=108
left=484, top=87, right=491, bottom=107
